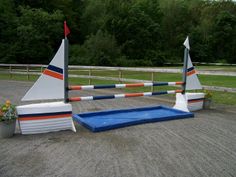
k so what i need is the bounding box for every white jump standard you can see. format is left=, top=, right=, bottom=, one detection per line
left=17, top=23, right=203, bottom=134
left=17, top=22, right=76, bottom=134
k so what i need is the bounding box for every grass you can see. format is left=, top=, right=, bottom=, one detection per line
left=0, top=71, right=236, bottom=105
left=198, top=75, right=236, bottom=88
left=0, top=73, right=39, bottom=82
left=68, top=69, right=236, bottom=88
left=195, top=65, right=236, bottom=72
left=211, top=90, right=236, bottom=105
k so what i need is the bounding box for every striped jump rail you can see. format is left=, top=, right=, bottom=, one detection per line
left=68, top=82, right=184, bottom=91
left=68, top=90, right=183, bottom=102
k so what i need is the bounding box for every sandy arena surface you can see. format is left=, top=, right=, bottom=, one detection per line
left=0, top=80, right=236, bottom=177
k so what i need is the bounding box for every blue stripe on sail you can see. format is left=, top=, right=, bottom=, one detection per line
left=93, top=95, right=115, bottom=100
left=153, top=82, right=168, bottom=86
left=18, top=111, right=72, bottom=118
left=47, top=65, right=63, bottom=74
left=152, top=91, right=168, bottom=95
left=187, top=67, right=195, bottom=72
left=94, top=85, right=116, bottom=89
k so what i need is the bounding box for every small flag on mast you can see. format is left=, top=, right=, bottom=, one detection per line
left=64, top=21, right=70, bottom=38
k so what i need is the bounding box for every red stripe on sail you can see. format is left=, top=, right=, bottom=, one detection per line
left=187, top=70, right=196, bottom=76
left=43, top=69, right=63, bottom=80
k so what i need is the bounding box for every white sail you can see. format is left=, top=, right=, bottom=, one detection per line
left=173, top=93, right=189, bottom=112
left=183, top=36, right=190, bottom=50
left=185, top=54, right=202, bottom=90
left=22, top=40, right=65, bottom=101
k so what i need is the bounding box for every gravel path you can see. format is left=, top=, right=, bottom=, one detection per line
left=0, top=80, right=236, bottom=177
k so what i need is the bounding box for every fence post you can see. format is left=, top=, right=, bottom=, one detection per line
left=41, top=65, right=43, bottom=73
left=89, top=69, right=92, bottom=85
left=119, top=70, right=122, bottom=84
left=9, top=64, right=12, bottom=78
left=26, top=65, right=29, bottom=80
left=151, top=72, right=154, bottom=92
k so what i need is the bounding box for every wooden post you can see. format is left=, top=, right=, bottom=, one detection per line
left=26, top=65, right=29, bottom=80
left=119, top=70, right=122, bottom=84
left=89, top=69, right=92, bottom=85
left=9, top=64, right=12, bottom=78
left=151, top=72, right=154, bottom=92
left=41, top=65, right=43, bottom=73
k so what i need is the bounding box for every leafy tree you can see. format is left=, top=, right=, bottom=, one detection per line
left=0, top=0, right=17, bottom=63
left=0, top=0, right=236, bottom=65
left=106, top=0, right=162, bottom=62
left=75, top=30, right=121, bottom=66
left=80, top=0, right=107, bottom=37
left=212, top=11, right=236, bottom=63
left=14, top=6, right=64, bottom=64
left=190, top=0, right=236, bottom=63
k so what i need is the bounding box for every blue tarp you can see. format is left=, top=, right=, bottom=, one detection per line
left=73, top=105, right=194, bottom=132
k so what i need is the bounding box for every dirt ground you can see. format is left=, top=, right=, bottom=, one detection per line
left=0, top=80, right=236, bottom=177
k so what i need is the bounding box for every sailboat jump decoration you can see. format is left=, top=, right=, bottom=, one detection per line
left=16, top=21, right=203, bottom=134
left=16, top=21, right=76, bottom=134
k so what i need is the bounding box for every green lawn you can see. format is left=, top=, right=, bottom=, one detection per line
left=0, top=71, right=236, bottom=105
left=68, top=70, right=236, bottom=88
left=211, top=90, right=236, bottom=105
left=195, top=65, right=236, bottom=72
left=0, top=73, right=39, bottom=81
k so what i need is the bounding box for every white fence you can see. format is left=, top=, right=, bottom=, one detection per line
left=0, top=64, right=235, bottom=93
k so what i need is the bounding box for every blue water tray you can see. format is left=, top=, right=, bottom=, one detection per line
left=73, top=105, right=194, bottom=132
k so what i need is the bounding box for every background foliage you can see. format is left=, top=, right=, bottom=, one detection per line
left=0, top=0, right=235, bottom=66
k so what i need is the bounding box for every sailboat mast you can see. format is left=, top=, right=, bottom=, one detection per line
left=182, top=36, right=190, bottom=94
left=64, top=38, right=69, bottom=103
left=182, top=47, right=188, bottom=94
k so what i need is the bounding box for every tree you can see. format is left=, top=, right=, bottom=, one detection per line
left=0, top=0, right=17, bottom=63
left=190, top=0, right=236, bottom=63
left=1, top=0, right=236, bottom=65
left=106, top=0, right=162, bottom=63
left=212, top=11, right=236, bottom=63
left=75, top=30, right=121, bottom=66
left=14, top=6, right=64, bottom=64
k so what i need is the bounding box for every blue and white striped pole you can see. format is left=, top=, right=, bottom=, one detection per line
left=68, top=82, right=183, bottom=91
left=68, top=90, right=183, bottom=102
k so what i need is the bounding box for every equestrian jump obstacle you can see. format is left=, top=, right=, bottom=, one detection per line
left=68, top=82, right=183, bottom=102
left=16, top=22, right=203, bottom=134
